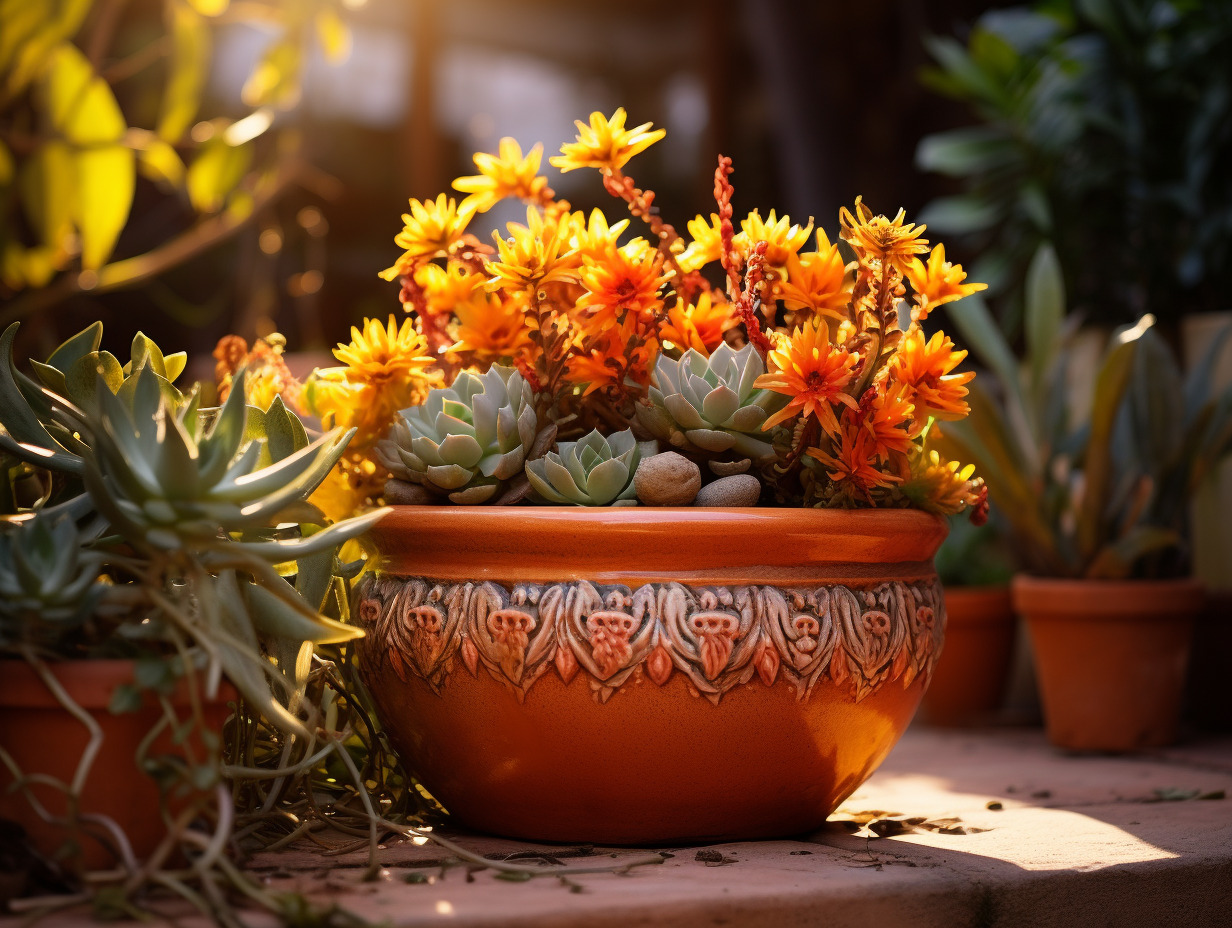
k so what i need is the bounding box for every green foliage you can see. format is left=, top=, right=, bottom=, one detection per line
left=525, top=429, right=649, bottom=506
left=916, top=1, right=1232, bottom=325
left=375, top=365, right=538, bottom=504
left=0, top=320, right=386, bottom=736
left=935, top=244, right=1232, bottom=579
left=636, top=343, right=786, bottom=462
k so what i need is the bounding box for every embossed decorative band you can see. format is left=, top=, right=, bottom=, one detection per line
left=355, top=574, right=946, bottom=705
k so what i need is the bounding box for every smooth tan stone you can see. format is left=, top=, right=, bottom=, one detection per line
left=694, top=474, right=761, bottom=507
left=634, top=452, right=701, bottom=506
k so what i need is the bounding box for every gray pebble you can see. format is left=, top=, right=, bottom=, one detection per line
left=694, top=474, right=761, bottom=507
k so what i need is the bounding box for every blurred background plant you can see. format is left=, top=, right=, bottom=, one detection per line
left=916, top=0, right=1232, bottom=330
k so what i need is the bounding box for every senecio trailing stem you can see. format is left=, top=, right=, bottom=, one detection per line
left=298, top=108, right=988, bottom=520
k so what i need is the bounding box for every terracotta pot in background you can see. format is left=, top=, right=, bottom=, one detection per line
left=358, top=506, right=948, bottom=844
left=0, top=660, right=234, bottom=870
left=917, top=585, right=1015, bottom=726
left=1013, top=576, right=1204, bottom=752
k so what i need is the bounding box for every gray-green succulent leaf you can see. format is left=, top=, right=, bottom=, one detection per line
left=525, top=428, right=642, bottom=506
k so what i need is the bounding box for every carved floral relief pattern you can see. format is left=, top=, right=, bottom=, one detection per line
left=354, top=574, right=946, bottom=705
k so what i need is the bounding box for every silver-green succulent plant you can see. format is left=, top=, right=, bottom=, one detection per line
left=0, top=513, right=101, bottom=647
left=374, top=364, right=536, bottom=504
left=525, top=429, right=649, bottom=506
left=636, top=343, right=786, bottom=462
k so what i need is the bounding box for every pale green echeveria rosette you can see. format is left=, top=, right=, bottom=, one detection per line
left=525, top=429, right=651, bottom=506
left=374, top=364, right=537, bottom=504
left=636, top=343, right=786, bottom=462
left=0, top=513, right=102, bottom=648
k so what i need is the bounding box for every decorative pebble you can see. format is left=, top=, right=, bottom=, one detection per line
left=383, top=479, right=437, bottom=506
left=694, top=474, right=761, bottom=507
left=634, top=452, right=701, bottom=506
left=708, top=458, right=751, bottom=477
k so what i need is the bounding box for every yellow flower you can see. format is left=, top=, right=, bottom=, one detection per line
left=453, top=138, right=552, bottom=214
left=449, top=291, right=534, bottom=366
left=485, top=206, right=581, bottom=293
left=549, top=107, right=666, bottom=173
left=678, top=213, right=724, bottom=273
left=415, top=261, right=486, bottom=318
left=774, top=229, right=855, bottom=319
left=857, top=380, right=915, bottom=462
left=334, top=315, right=436, bottom=389
left=309, top=452, right=383, bottom=524
left=660, top=291, right=737, bottom=355
left=569, top=208, right=631, bottom=262
left=905, top=244, right=987, bottom=320
left=904, top=449, right=981, bottom=515
left=807, top=422, right=903, bottom=499
left=735, top=210, right=813, bottom=269
left=379, top=194, right=477, bottom=280
left=889, top=328, right=975, bottom=424
left=574, top=241, right=667, bottom=335
left=755, top=317, right=859, bottom=434
left=839, top=197, right=928, bottom=273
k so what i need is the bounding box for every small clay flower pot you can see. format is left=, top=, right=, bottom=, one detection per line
left=1013, top=575, right=1204, bottom=752
left=357, top=506, right=949, bottom=843
left=917, top=585, right=1015, bottom=726
left=0, top=659, right=234, bottom=870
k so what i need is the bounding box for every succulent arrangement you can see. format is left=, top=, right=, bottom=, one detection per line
left=300, top=109, right=989, bottom=523
left=935, top=244, right=1232, bottom=579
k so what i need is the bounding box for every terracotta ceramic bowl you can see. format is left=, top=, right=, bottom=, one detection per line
left=357, top=506, right=948, bottom=843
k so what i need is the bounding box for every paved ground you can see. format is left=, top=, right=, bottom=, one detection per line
left=10, top=728, right=1232, bottom=926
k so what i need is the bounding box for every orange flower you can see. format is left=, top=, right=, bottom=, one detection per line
left=574, top=241, right=667, bottom=334
left=774, top=229, right=855, bottom=319
left=565, top=330, right=655, bottom=396
left=755, top=317, right=859, bottom=434
left=485, top=206, right=581, bottom=293
left=660, top=291, right=737, bottom=355
left=889, top=328, right=975, bottom=423
left=414, top=261, right=486, bottom=318
left=839, top=197, right=928, bottom=273
left=550, top=107, right=665, bottom=173
left=379, top=194, right=477, bottom=280
left=905, top=244, right=986, bottom=321
left=449, top=291, right=533, bottom=366
left=857, top=380, right=915, bottom=462
left=569, top=208, right=631, bottom=262
left=807, top=423, right=903, bottom=498
left=734, top=209, right=813, bottom=269
left=453, top=137, right=552, bottom=213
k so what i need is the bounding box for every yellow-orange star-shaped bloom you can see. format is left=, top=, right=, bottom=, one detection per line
left=334, top=315, right=436, bottom=389
left=379, top=194, right=477, bottom=280
left=569, top=208, right=632, bottom=262
left=735, top=210, right=813, bottom=269
left=755, top=316, right=859, bottom=434
left=485, top=206, right=582, bottom=293
left=905, top=244, right=987, bottom=321
left=905, top=449, right=980, bottom=515
left=678, top=213, right=725, bottom=273
left=549, top=107, right=666, bottom=173
left=453, top=138, right=552, bottom=214
left=889, top=328, right=975, bottom=423
left=574, top=241, right=667, bottom=334
left=449, top=291, right=534, bottom=366
left=858, top=380, right=915, bottom=462
left=774, top=229, right=855, bottom=319
left=839, top=197, right=928, bottom=274
left=660, top=291, right=737, bottom=355
left=414, top=261, right=486, bottom=318
left=807, top=422, right=903, bottom=499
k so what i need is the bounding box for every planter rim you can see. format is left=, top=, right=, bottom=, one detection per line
left=366, top=505, right=948, bottom=586
left=0, top=658, right=234, bottom=711
left=1011, top=574, right=1204, bottom=618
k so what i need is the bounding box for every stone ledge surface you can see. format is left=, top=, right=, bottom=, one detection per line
left=10, top=728, right=1232, bottom=927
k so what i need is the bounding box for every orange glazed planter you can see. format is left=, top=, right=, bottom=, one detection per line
left=1013, top=575, right=1204, bottom=752
left=356, top=506, right=949, bottom=843
left=917, top=585, right=1015, bottom=726
left=0, top=659, right=234, bottom=870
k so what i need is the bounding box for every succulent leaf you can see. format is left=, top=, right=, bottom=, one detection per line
left=525, top=428, right=643, bottom=506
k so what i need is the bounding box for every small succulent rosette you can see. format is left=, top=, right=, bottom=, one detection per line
left=525, top=429, right=652, bottom=506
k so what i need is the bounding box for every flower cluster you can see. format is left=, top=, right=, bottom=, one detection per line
left=326, top=109, right=988, bottom=517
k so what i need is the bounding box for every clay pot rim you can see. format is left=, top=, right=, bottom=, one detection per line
left=1011, top=574, right=1205, bottom=618
left=0, top=657, right=235, bottom=710
left=367, top=505, right=948, bottom=585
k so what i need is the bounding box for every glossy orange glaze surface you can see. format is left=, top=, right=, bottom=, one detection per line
left=361, top=506, right=947, bottom=843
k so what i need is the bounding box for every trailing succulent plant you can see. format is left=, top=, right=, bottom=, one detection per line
left=374, top=364, right=537, bottom=503
left=0, top=321, right=385, bottom=734
left=525, top=429, right=650, bottom=506
left=636, top=343, right=787, bottom=463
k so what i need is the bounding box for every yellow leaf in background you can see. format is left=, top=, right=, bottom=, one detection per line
left=19, top=141, right=76, bottom=247
left=1, top=0, right=91, bottom=97
left=0, top=242, right=62, bottom=290
left=242, top=38, right=302, bottom=109
left=157, top=3, right=209, bottom=143
left=315, top=8, right=352, bottom=64
left=0, top=139, right=13, bottom=186
left=1, top=242, right=24, bottom=289
left=77, top=144, right=135, bottom=269
left=44, top=42, right=126, bottom=144
left=187, top=138, right=253, bottom=213
left=185, top=0, right=229, bottom=15
left=128, top=128, right=186, bottom=188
